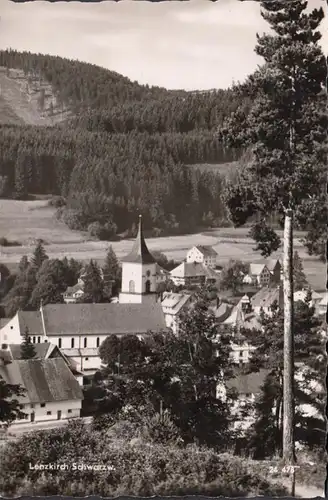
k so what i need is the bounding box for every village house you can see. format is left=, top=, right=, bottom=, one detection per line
left=250, top=285, right=283, bottom=316
left=293, top=288, right=324, bottom=313
left=243, top=263, right=271, bottom=287
left=265, top=259, right=282, bottom=284
left=0, top=342, right=84, bottom=386
left=161, top=292, right=192, bottom=334
left=186, top=245, right=218, bottom=268
left=0, top=354, right=83, bottom=425
left=170, top=261, right=218, bottom=287
left=62, top=283, right=85, bottom=304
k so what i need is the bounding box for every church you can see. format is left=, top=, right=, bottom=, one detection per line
left=0, top=216, right=182, bottom=380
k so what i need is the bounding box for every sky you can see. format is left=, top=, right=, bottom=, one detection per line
left=0, top=0, right=327, bottom=90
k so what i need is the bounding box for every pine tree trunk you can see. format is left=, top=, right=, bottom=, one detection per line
left=282, top=209, right=296, bottom=465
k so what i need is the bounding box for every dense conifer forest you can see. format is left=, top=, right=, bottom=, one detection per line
left=0, top=50, right=249, bottom=237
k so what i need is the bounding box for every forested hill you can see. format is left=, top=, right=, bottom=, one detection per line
left=0, top=49, right=251, bottom=239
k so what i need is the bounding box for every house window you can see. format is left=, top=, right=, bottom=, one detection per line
left=145, top=280, right=151, bottom=293
left=40, top=403, right=46, bottom=408
left=129, top=280, right=135, bottom=293
left=30, top=404, right=35, bottom=409
left=68, top=409, right=72, bottom=414
left=58, top=338, right=62, bottom=348
left=85, top=357, right=89, bottom=361
left=46, top=411, right=52, bottom=415
left=96, top=337, right=100, bottom=348
left=71, top=338, right=75, bottom=348
left=33, top=336, right=36, bottom=343
left=37, top=336, right=41, bottom=343
left=84, top=337, right=87, bottom=348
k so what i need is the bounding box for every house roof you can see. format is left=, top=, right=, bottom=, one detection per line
left=171, top=262, right=217, bottom=279
left=265, top=259, right=281, bottom=272
left=195, top=245, right=218, bottom=257
left=0, top=318, right=10, bottom=329
left=155, top=263, right=170, bottom=276
left=226, top=368, right=270, bottom=395
left=63, top=283, right=84, bottom=296
left=21, top=303, right=167, bottom=336
left=210, top=302, right=234, bottom=323
left=251, top=286, right=283, bottom=309
left=249, top=263, right=267, bottom=276
left=161, top=292, right=191, bottom=315
left=121, top=215, right=156, bottom=264
left=18, top=310, right=44, bottom=336
left=0, top=358, right=83, bottom=404
left=61, top=348, right=100, bottom=357
left=8, top=343, right=51, bottom=360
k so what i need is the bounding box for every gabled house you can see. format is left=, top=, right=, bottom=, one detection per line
left=0, top=302, right=167, bottom=377
left=0, top=356, right=83, bottom=426
left=161, top=292, right=192, bottom=334
left=250, top=285, right=283, bottom=316
left=186, top=245, right=218, bottom=268
left=243, top=263, right=271, bottom=287
left=170, top=262, right=217, bottom=287
left=1, top=342, right=84, bottom=386
left=62, top=283, right=85, bottom=304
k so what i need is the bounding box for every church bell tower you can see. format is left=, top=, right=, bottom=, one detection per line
left=119, top=215, right=158, bottom=304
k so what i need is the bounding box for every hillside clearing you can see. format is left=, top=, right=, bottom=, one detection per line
left=0, top=199, right=325, bottom=290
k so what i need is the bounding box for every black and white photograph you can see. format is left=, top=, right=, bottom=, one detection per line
left=0, top=0, right=327, bottom=497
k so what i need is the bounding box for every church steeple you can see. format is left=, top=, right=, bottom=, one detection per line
left=121, top=215, right=156, bottom=264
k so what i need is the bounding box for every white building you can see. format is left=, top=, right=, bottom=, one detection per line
left=0, top=355, right=83, bottom=426
left=170, top=261, right=218, bottom=287
left=161, top=292, right=192, bottom=334
left=186, top=245, right=218, bottom=268
left=62, top=283, right=85, bottom=304
left=119, top=215, right=159, bottom=304
left=243, top=263, right=271, bottom=287
left=0, top=302, right=167, bottom=379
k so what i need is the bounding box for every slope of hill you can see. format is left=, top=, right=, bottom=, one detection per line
left=0, top=67, right=71, bottom=126
left=0, top=49, right=247, bottom=238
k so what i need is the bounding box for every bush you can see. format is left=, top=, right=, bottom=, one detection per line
left=88, top=221, right=117, bottom=240
left=0, top=421, right=289, bottom=497
left=140, top=410, right=183, bottom=446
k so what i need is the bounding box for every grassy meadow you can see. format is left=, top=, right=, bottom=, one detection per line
left=0, top=199, right=325, bottom=291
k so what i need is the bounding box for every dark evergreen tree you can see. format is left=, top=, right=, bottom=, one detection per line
left=293, top=251, right=308, bottom=291
left=29, top=259, right=69, bottom=308
left=221, top=0, right=326, bottom=464
left=20, top=327, right=36, bottom=359
left=222, top=0, right=327, bottom=258
left=31, top=240, right=48, bottom=270
left=18, top=255, right=29, bottom=273
left=242, top=295, right=325, bottom=457
left=80, top=260, right=105, bottom=303
left=0, top=376, right=26, bottom=427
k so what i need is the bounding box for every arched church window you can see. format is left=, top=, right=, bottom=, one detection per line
left=145, top=280, right=151, bottom=293
left=129, top=280, right=135, bottom=293
left=146, top=270, right=151, bottom=277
